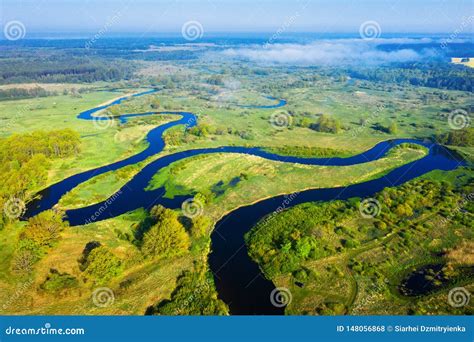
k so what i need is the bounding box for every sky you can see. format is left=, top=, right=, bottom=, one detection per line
left=1, top=0, right=473, bottom=34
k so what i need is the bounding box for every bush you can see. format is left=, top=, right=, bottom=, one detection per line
left=147, top=263, right=228, bottom=315
left=81, top=245, right=123, bottom=284
left=20, top=210, right=67, bottom=250
left=11, top=210, right=67, bottom=272
left=310, top=114, right=342, bottom=134
left=40, top=269, right=78, bottom=293
left=142, top=208, right=190, bottom=259
left=435, top=127, right=474, bottom=147
left=191, top=216, right=212, bottom=237
left=11, top=250, right=37, bottom=273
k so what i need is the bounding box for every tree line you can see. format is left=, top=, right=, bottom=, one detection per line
left=0, top=129, right=81, bottom=228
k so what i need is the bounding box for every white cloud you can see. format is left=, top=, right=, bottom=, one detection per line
left=221, top=39, right=441, bottom=65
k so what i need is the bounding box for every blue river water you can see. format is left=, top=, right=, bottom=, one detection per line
left=24, top=89, right=464, bottom=315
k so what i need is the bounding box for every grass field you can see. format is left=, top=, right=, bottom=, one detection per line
left=0, top=57, right=472, bottom=315
left=147, top=146, right=428, bottom=220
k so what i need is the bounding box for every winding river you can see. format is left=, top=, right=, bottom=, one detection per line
left=24, top=89, right=464, bottom=315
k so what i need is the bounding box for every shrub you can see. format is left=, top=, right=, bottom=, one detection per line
left=191, top=216, right=212, bottom=238
left=20, top=210, right=67, bottom=250
left=142, top=208, right=190, bottom=259
left=148, top=263, right=228, bottom=315
left=11, top=250, right=37, bottom=273
left=81, top=246, right=123, bottom=284
left=40, top=269, right=78, bottom=293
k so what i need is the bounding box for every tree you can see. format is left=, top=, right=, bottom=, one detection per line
left=310, top=114, right=342, bottom=134
left=435, top=127, right=474, bottom=147
left=148, top=263, right=228, bottom=315
left=0, top=129, right=80, bottom=217
left=150, top=98, right=160, bottom=110
left=20, top=210, right=67, bottom=250
left=388, top=122, right=398, bottom=134
left=142, top=208, right=190, bottom=258
left=81, top=245, right=123, bottom=284
left=191, top=216, right=212, bottom=238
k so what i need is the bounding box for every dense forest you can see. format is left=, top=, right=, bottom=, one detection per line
left=0, top=129, right=81, bottom=228
left=246, top=179, right=473, bottom=278
left=348, top=62, right=474, bottom=92
left=0, top=55, right=135, bottom=84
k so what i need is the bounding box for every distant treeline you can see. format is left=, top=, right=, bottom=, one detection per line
left=0, top=57, right=135, bottom=84
left=348, top=62, right=474, bottom=92
left=0, top=86, right=51, bottom=100
left=0, top=86, right=93, bottom=100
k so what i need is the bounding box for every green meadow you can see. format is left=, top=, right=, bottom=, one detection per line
left=0, top=56, right=472, bottom=316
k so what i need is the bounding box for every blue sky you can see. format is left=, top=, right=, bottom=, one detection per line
left=1, top=0, right=473, bottom=33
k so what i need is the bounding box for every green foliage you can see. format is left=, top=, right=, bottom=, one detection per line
left=264, top=145, right=353, bottom=158
left=11, top=249, right=38, bottom=273
left=0, top=129, right=81, bottom=228
left=0, top=129, right=80, bottom=163
left=148, top=263, right=228, bottom=315
left=435, top=127, right=474, bottom=147
left=20, top=210, right=67, bottom=250
left=141, top=207, right=190, bottom=259
left=106, top=104, right=121, bottom=116
left=191, top=216, right=212, bottom=238
left=149, top=98, right=160, bottom=109
left=81, top=245, right=123, bottom=284
left=206, top=75, right=224, bottom=86
left=11, top=210, right=68, bottom=273
left=310, top=114, right=342, bottom=134
left=388, top=122, right=398, bottom=134
left=246, top=180, right=465, bottom=279
left=0, top=86, right=52, bottom=100
left=0, top=128, right=81, bottom=232
left=245, top=202, right=348, bottom=277
left=348, top=62, right=474, bottom=92
left=40, top=269, right=78, bottom=293
left=0, top=56, right=135, bottom=84
left=187, top=124, right=215, bottom=138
